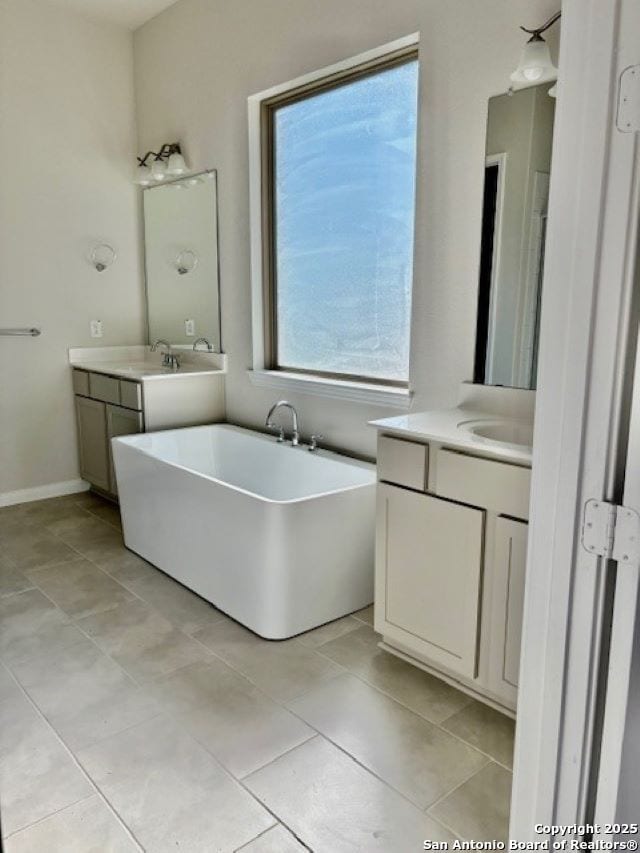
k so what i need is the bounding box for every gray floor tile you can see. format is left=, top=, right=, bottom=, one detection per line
left=297, top=615, right=361, bottom=649
left=92, top=548, right=159, bottom=585
left=238, top=824, right=306, bottom=852
left=150, top=658, right=314, bottom=778
left=0, top=559, right=33, bottom=600
left=353, top=604, right=374, bottom=624
left=0, top=663, right=18, bottom=703
left=0, top=695, right=92, bottom=835
left=76, top=599, right=209, bottom=683
left=12, top=638, right=160, bottom=751
left=245, top=736, right=456, bottom=851
left=442, top=700, right=515, bottom=768
left=0, top=527, right=78, bottom=572
left=0, top=589, right=85, bottom=664
left=289, top=672, right=488, bottom=807
left=429, top=762, right=512, bottom=842
left=27, top=559, right=133, bottom=620
left=124, top=570, right=222, bottom=634
left=4, top=794, right=138, bottom=852
left=194, top=615, right=344, bottom=701
left=319, top=624, right=472, bottom=723
left=77, top=715, right=274, bottom=852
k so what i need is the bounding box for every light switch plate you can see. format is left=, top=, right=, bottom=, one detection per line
left=90, top=320, right=103, bottom=338
left=185, top=318, right=195, bottom=336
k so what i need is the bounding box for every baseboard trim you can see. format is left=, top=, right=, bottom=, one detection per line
left=0, top=479, right=90, bottom=508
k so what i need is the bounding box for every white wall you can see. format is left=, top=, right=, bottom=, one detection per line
left=134, top=0, right=558, bottom=458
left=0, top=0, right=144, bottom=499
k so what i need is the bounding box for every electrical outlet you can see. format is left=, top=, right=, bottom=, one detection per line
left=90, top=320, right=103, bottom=338
left=185, top=319, right=195, bottom=336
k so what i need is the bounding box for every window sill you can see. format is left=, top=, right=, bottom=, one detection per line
left=247, top=370, right=413, bottom=409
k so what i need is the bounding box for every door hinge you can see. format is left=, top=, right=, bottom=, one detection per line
left=617, top=65, right=640, bottom=133
left=582, top=499, right=640, bottom=565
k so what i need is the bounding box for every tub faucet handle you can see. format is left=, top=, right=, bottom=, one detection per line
left=267, top=423, right=285, bottom=443
left=309, top=434, right=324, bottom=452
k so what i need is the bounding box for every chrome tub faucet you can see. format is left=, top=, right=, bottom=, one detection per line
left=266, top=400, right=300, bottom=446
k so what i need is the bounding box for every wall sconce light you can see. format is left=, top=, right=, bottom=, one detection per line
left=175, top=250, right=198, bottom=275
left=135, top=142, right=189, bottom=185
left=91, top=243, right=116, bottom=272
left=510, top=11, right=560, bottom=92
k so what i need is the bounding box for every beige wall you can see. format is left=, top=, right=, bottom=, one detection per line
left=134, top=0, right=558, bottom=458
left=0, top=0, right=144, bottom=499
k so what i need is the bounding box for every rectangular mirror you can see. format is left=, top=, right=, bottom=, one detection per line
left=474, top=84, right=555, bottom=389
left=143, top=169, right=221, bottom=350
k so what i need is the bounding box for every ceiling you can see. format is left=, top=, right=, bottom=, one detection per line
left=42, top=0, right=180, bottom=30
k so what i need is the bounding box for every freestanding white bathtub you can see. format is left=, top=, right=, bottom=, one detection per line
left=112, top=424, right=376, bottom=639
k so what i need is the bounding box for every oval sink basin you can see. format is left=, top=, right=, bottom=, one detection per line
left=458, top=419, right=533, bottom=450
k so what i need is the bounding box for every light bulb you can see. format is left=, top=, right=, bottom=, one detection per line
left=151, top=158, right=166, bottom=181
left=167, top=151, right=188, bottom=175
left=510, top=36, right=557, bottom=89
left=135, top=163, right=152, bottom=186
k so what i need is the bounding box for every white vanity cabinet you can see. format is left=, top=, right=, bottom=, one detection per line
left=376, top=484, right=484, bottom=678
left=489, top=516, right=528, bottom=706
left=374, top=430, right=531, bottom=713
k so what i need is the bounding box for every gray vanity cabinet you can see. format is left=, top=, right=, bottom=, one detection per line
left=75, top=396, right=111, bottom=492
left=73, top=369, right=143, bottom=499
left=106, top=404, right=144, bottom=495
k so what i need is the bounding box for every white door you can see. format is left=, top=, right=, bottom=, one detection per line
left=510, top=0, right=640, bottom=838
left=594, top=329, right=640, bottom=829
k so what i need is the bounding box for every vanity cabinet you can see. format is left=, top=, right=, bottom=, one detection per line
left=489, top=516, right=528, bottom=706
left=106, top=405, right=144, bottom=496
left=376, top=484, right=484, bottom=678
left=374, top=431, right=531, bottom=714
left=75, top=396, right=111, bottom=492
left=73, top=369, right=144, bottom=499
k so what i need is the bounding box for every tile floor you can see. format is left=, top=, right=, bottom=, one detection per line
left=0, top=492, right=515, bottom=852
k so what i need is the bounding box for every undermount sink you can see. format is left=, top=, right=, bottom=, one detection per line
left=458, top=419, right=534, bottom=450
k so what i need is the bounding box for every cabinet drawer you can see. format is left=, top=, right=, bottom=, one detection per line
left=119, top=380, right=142, bottom=411
left=436, top=449, right=531, bottom=520
left=88, top=373, right=120, bottom=405
left=377, top=435, right=428, bottom=491
left=72, top=369, right=89, bottom=396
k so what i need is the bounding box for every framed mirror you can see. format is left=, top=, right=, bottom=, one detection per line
left=474, top=84, right=556, bottom=389
left=143, top=169, right=221, bottom=350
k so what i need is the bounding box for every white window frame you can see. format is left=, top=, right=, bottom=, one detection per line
left=247, top=34, right=420, bottom=409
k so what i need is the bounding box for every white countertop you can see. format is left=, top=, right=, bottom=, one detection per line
left=370, top=407, right=533, bottom=465
left=69, top=346, right=227, bottom=382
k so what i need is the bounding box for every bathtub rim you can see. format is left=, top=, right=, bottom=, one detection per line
left=112, top=422, right=376, bottom=506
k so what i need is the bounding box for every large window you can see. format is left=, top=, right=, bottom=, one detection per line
left=259, top=46, right=419, bottom=387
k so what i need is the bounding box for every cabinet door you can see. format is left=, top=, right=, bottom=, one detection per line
left=375, top=483, right=485, bottom=679
left=75, top=397, right=110, bottom=491
left=491, top=516, right=528, bottom=707
left=106, top=404, right=143, bottom=495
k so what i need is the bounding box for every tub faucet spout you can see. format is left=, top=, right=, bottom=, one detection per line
left=266, top=400, right=300, bottom=446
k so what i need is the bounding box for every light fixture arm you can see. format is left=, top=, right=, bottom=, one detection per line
left=520, top=11, right=561, bottom=39
left=137, top=142, right=182, bottom=168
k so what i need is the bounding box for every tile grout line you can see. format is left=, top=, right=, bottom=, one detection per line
left=0, top=661, right=145, bottom=851
left=309, top=642, right=514, bottom=772
left=184, top=628, right=472, bottom=830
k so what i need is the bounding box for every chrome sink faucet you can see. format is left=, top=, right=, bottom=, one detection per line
left=151, top=339, right=180, bottom=370
left=266, top=401, right=300, bottom=446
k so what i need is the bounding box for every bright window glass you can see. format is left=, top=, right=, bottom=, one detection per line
left=272, top=57, right=419, bottom=384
